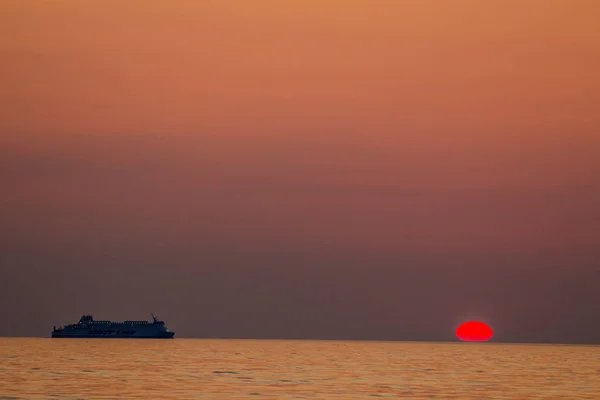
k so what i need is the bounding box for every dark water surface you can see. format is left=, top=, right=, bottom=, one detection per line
left=2, top=338, right=599, bottom=399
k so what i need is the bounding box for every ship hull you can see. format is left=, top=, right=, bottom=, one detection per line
left=51, top=329, right=174, bottom=339
left=51, top=333, right=174, bottom=339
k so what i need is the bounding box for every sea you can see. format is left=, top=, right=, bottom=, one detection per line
left=1, top=338, right=599, bottom=399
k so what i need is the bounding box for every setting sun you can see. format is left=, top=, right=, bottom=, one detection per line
left=456, top=321, right=494, bottom=342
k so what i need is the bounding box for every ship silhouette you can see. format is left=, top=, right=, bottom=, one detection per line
left=52, top=314, right=175, bottom=338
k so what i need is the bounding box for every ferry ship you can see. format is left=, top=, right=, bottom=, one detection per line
left=51, top=314, right=175, bottom=338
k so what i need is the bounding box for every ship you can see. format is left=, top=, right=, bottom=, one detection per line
left=51, top=314, right=175, bottom=339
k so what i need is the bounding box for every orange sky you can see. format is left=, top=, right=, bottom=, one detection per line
left=2, top=0, right=599, bottom=139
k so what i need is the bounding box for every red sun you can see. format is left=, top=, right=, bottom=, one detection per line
left=456, top=321, right=494, bottom=342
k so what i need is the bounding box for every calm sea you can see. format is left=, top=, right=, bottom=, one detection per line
left=1, top=338, right=599, bottom=399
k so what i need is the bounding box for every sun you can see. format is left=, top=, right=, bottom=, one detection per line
left=456, top=321, right=493, bottom=342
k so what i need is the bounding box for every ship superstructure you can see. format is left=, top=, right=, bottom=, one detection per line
left=52, top=314, right=175, bottom=338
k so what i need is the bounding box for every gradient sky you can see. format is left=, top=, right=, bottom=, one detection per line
left=1, top=0, right=599, bottom=343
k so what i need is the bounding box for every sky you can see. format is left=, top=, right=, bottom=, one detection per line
left=1, top=0, right=599, bottom=343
